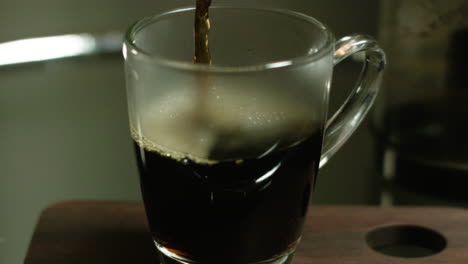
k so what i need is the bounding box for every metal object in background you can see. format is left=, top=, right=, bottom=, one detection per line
left=375, top=0, right=468, bottom=206
left=0, top=32, right=122, bottom=67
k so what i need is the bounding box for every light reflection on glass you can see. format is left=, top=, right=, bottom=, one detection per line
left=122, top=44, right=128, bottom=60
left=257, top=142, right=280, bottom=159
left=255, top=162, right=281, bottom=184
left=266, top=60, right=293, bottom=69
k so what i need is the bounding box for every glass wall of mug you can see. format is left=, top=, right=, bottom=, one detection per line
left=124, top=6, right=385, bottom=264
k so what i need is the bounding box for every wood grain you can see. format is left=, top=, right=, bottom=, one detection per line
left=24, top=201, right=468, bottom=264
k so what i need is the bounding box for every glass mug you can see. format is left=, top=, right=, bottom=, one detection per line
left=123, top=6, right=385, bottom=264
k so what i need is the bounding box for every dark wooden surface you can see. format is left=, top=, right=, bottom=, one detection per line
left=25, top=201, right=468, bottom=264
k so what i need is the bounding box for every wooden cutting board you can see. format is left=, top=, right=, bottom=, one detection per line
left=25, top=201, right=468, bottom=264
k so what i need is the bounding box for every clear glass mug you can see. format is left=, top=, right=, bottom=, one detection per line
left=123, top=6, right=385, bottom=264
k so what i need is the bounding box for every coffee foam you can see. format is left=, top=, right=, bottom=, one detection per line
left=131, top=88, right=317, bottom=162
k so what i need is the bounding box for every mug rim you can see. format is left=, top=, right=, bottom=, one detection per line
left=123, top=6, right=335, bottom=73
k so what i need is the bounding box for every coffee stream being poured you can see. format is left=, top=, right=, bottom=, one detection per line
left=194, top=0, right=212, bottom=64
left=193, top=0, right=212, bottom=124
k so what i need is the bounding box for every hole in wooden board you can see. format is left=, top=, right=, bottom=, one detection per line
left=366, top=225, right=447, bottom=258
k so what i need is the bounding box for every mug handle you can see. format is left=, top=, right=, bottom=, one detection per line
left=319, top=35, right=386, bottom=168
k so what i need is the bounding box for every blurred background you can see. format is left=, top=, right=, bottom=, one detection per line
left=2, top=0, right=465, bottom=263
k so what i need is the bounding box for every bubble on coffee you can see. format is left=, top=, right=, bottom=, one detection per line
left=131, top=86, right=317, bottom=163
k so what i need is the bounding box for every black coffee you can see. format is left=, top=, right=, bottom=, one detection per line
left=134, top=130, right=321, bottom=263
